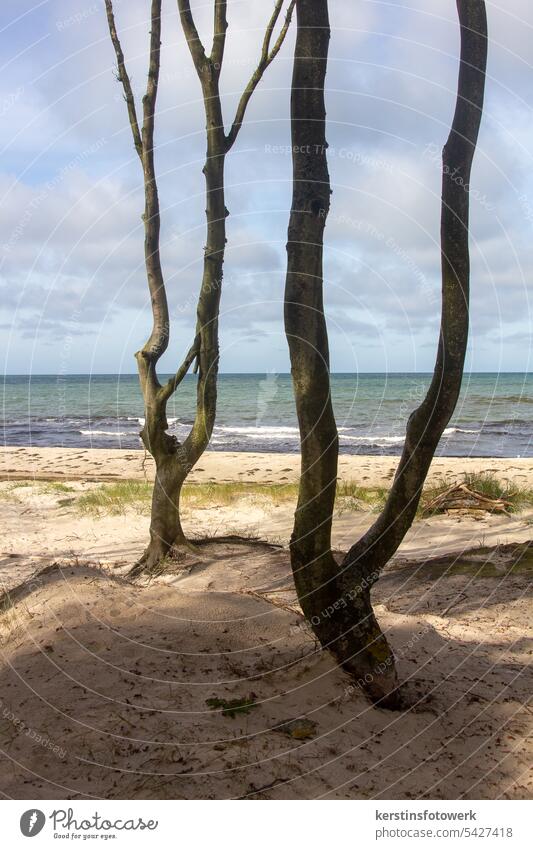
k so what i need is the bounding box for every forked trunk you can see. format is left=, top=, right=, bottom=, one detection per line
left=285, top=0, right=487, bottom=706
left=105, top=0, right=295, bottom=576
left=284, top=0, right=397, bottom=705
left=136, top=123, right=227, bottom=572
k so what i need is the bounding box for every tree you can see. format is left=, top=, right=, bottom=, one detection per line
left=284, top=0, right=488, bottom=705
left=105, top=0, right=295, bottom=575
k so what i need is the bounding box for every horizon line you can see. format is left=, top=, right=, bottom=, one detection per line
left=3, top=371, right=532, bottom=378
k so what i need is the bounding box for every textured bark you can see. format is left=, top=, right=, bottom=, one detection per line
left=285, top=0, right=487, bottom=704
left=283, top=0, right=343, bottom=680
left=105, top=1, right=294, bottom=575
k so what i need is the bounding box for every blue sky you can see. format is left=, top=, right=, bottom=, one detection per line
left=1, top=0, right=532, bottom=374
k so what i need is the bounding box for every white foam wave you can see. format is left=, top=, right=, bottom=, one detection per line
left=135, top=417, right=180, bottom=427
left=443, top=426, right=480, bottom=436
left=214, top=425, right=300, bottom=438
left=341, top=434, right=406, bottom=445
left=212, top=425, right=479, bottom=446
left=80, top=430, right=131, bottom=437
left=117, top=421, right=482, bottom=446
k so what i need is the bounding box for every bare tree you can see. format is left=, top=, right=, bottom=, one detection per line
left=105, top=0, right=295, bottom=575
left=285, top=0, right=488, bottom=705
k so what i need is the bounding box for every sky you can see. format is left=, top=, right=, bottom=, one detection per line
left=0, top=0, right=532, bottom=375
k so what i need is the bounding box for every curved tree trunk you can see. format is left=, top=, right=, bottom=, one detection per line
left=135, top=18, right=229, bottom=573
left=136, top=460, right=188, bottom=573
left=284, top=0, right=347, bottom=684
left=105, top=0, right=295, bottom=576
left=285, top=0, right=487, bottom=705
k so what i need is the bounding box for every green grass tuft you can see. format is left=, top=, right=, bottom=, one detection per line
left=336, top=481, right=388, bottom=512
left=420, top=472, right=533, bottom=515
left=69, top=471, right=533, bottom=518
left=463, top=472, right=528, bottom=507
left=75, top=478, right=391, bottom=516
left=183, top=481, right=299, bottom=507
left=77, top=481, right=153, bottom=515
left=40, top=481, right=75, bottom=494
left=76, top=480, right=299, bottom=515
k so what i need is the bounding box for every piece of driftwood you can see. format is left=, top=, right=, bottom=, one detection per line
left=423, top=483, right=513, bottom=516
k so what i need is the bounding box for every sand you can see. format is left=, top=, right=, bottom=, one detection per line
left=0, top=447, right=531, bottom=799
left=2, top=446, right=533, bottom=487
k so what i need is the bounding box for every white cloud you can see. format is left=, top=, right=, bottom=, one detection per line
left=1, top=0, right=532, bottom=372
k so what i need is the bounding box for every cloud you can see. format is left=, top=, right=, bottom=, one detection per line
left=1, top=0, right=532, bottom=372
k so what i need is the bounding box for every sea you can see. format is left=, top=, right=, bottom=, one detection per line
left=1, top=373, right=532, bottom=458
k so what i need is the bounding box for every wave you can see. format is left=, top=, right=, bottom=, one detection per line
left=214, top=428, right=403, bottom=446
left=214, top=425, right=300, bottom=438
left=341, top=434, right=406, bottom=445
left=135, top=417, right=180, bottom=427
left=110, top=422, right=486, bottom=446
left=79, top=430, right=133, bottom=437
left=442, top=427, right=480, bottom=435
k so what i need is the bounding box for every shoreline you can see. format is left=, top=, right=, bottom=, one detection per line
left=1, top=446, right=532, bottom=487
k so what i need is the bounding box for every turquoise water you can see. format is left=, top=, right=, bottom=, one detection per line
left=1, top=373, right=532, bottom=457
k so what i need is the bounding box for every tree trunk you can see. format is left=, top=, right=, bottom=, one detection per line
left=131, top=459, right=188, bottom=575
left=285, top=0, right=487, bottom=705
left=105, top=1, right=294, bottom=575
left=136, top=72, right=227, bottom=572
left=283, top=0, right=390, bottom=698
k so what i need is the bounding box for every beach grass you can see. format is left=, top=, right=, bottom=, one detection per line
left=336, top=480, right=388, bottom=512
left=420, top=472, right=533, bottom=515
left=16, top=470, right=529, bottom=518
left=76, top=480, right=299, bottom=515
left=0, top=480, right=75, bottom=504
left=44, top=481, right=75, bottom=493
left=77, top=481, right=153, bottom=514
left=462, top=471, right=532, bottom=509
left=75, top=479, right=390, bottom=516
left=185, top=481, right=299, bottom=507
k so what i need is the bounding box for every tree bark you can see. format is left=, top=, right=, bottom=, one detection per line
left=285, top=0, right=487, bottom=704
left=284, top=0, right=344, bottom=681
left=105, top=1, right=295, bottom=575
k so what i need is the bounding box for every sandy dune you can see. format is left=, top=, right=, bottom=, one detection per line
left=0, top=540, right=531, bottom=800
left=0, top=449, right=531, bottom=799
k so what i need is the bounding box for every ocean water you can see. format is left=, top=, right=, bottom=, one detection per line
left=1, top=373, right=532, bottom=457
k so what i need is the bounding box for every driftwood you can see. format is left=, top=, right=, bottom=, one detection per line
left=423, top=483, right=513, bottom=516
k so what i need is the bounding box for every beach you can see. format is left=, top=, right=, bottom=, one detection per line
left=2, top=445, right=533, bottom=486
left=1, top=445, right=533, bottom=584
left=0, top=447, right=532, bottom=799
left=0, top=448, right=533, bottom=586
left=2, top=0, right=531, bottom=810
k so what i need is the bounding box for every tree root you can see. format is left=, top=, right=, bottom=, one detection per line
left=128, top=537, right=200, bottom=580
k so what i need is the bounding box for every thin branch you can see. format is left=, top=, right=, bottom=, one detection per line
left=106, top=0, right=168, bottom=369
left=159, top=335, right=201, bottom=402
left=340, top=0, right=488, bottom=583
left=177, top=0, right=209, bottom=77
left=260, top=0, right=288, bottom=65
left=136, top=0, right=168, bottom=365
left=142, top=0, right=163, bottom=156
left=225, top=0, right=296, bottom=151
left=210, top=0, right=228, bottom=70
left=104, top=0, right=143, bottom=159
